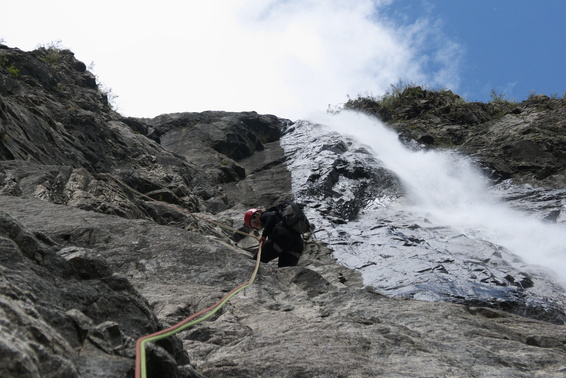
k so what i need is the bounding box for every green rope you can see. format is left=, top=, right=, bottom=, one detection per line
left=138, top=243, right=262, bottom=377
left=106, top=174, right=263, bottom=378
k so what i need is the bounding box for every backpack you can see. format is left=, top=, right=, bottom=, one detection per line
left=270, top=201, right=310, bottom=235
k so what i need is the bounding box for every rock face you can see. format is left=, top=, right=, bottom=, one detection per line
left=279, top=119, right=566, bottom=325
left=1, top=45, right=566, bottom=377
left=345, top=87, right=566, bottom=188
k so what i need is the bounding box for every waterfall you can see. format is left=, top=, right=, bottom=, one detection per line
left=318, top=110, right=566, bottom=287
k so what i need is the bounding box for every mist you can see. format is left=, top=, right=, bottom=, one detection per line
left=322, top=111, right=566, bottom=285
left=3, top=0, right=462, bottom=119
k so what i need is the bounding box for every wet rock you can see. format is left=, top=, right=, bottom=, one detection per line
left=280, top=119, right=566, bottom=325
left=345, top=87, right=566, bottom=188
left=1, top=45, right=566, bottom=377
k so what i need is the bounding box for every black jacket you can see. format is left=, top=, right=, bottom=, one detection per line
left=259, top=211, right=282, bottom=238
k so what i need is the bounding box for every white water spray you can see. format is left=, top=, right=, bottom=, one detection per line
left=319, top=111, right=566, bottom=286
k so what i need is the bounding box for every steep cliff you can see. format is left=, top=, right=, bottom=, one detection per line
left=344, top=86, right=566, bottom=188
left=1, top=44, right=565, bottom=377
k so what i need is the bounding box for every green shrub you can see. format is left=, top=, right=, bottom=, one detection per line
left=37, top=40, right=65, bottom=66
left=98, top=83, right=119, bottom=110
left=378, top=80, right=417, bottom=110
left=43, top=50, right=62, bottom=65
left=0, top=56, right=19, bottom=77
left=342, top=81, right=467, bottom=122
left=489, top=89, right=516, bottom=106
left=341, top=81, right=413, bottom=114
left=6, top=63, right=19, bottom=77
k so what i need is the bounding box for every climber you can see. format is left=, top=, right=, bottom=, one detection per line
left=244, top=203, right=306, bottom=267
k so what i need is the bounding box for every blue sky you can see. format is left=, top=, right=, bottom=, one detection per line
left=385, top=0, right=566, bottom=102
left=2, top=0, right=564, bottom=119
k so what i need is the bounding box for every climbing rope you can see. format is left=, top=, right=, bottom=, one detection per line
left=105, top=175, right=262, bottom=378
left=135, top=243, right=262, bottom=378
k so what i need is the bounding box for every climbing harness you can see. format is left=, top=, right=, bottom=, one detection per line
left=107, top=175, right=262, bottom=378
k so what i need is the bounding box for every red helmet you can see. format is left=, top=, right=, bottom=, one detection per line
left=244, top=208, right=260, bottom=228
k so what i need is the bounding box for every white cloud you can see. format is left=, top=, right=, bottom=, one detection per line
left=2, top=0, right=462, bottom=120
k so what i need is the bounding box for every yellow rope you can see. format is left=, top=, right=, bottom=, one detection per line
left=136, top=243, right=262, bottom=378
left=104, top=175, right=261, bottom=378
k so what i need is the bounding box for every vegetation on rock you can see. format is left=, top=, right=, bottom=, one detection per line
left=340, top=83, right=566, bottom=188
